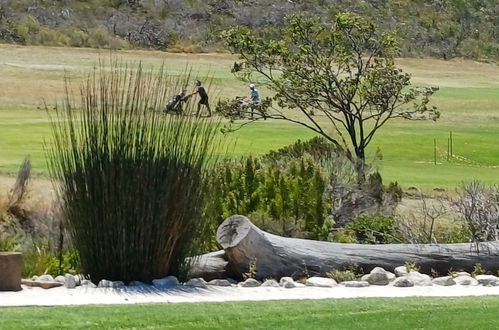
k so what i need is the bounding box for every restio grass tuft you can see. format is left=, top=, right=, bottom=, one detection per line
left=46, top=60, right=222, bottom=283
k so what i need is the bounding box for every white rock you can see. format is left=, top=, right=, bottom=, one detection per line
left=207, top=279, right=232, bottom=287
left=152, top=276, right=179, bottom=287
left=341, top=281, right=369, bottom=288
left=261, top=279, right=280, bottom=287
left=305, top=277, right=337, bottom=288
left=185, top=278, right=207, bottom=288
left=454, top=272, right=471, bottom=278
left=394, top=266, right=408, bottom=277
left=54, top=275, right=66, bottom=284
left=406, top=271, right=432, bottom=286
left=386, top=272, right=396, bottom=282
left=98, top=280, right=125, bottom=288
left=476, top=275, right=499, bottom=286
left=37, top=274, right=54, bottom=282
left=392, top=277, right=414, bottom=287
left=64, top=274, right=76, bottom=289
left=239, top=278, right=261, bottom=287
left=454, top=275, right=478, bottom=286
left=432, top=276, right=456, bottom=286
left=81, top=280, right=96, bottom=288
left=279, top=277, right=296, bottom=288
left=31, top=275, right=39, bottom=281
left=363, top=267, right=390, bottom=285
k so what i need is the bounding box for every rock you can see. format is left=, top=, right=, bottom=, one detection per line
left=239, top=278, right=261, bottom=287
left=341, top=281, right=369, bottom=288
left=394, top=266, right=408, bottom=277
left=185, top=278, right=208, bottom=288
left=21, top=279, right=63, bottom=289
left=73, top=274, right=82, bottom=286
left=305, top=277, right=337, bottom=288
left=64, top=274, right=76, bottom=289
left=98, top=280, right=125, bottom=288
left=37, top=274, right=54, bottom=282
left=207, top=279, right=232, bottom=287
left=432, top=276, right=456, bottom=286
left=476, top=275, right=499, bottom=286
left=54, top=275, right=66, bottom=284
left=81, top=280, right=97, bottom=288
left=363, top=267, right=390, bottom=285
left=152, top=276, right=179, bottom=287
left=454, top=272, right=471, bottom=278
left=31, top=275, right=38, bottom=281
left=406, top=271, right=432, bottom=286
left=279, top=277, right=296, bottom=288
left=454, top=275, right=478, bottom=286
left=392, top=277, right=414, bottom=287
left=128, top=281, right=148, bottom=287
left=261, top=279, right=280, bottom=287
left=386, top=272, right=396, bottom=282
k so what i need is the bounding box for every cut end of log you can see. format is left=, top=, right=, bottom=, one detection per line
left=216, top=215, right=253, bottom=250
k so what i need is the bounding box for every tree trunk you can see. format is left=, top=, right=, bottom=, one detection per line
left=187, top=250, right=229, bottom=281
left=216, top=215, right=499, bottom=280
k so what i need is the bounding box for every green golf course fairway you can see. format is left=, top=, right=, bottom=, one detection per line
left=1, top=297, right=499, bottom=329
left=1, top=45, right=499, bottom=190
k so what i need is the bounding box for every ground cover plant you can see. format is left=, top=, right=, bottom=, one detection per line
left=2, top=297, right=499, bottom=329
left=46, top=62, right=221, bottom=283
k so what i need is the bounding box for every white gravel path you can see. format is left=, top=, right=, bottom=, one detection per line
left=2, top=285, right=499, bottom=307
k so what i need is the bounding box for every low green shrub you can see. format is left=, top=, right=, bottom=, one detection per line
left=206, top=148, right=332, bottom=239
left=342, top=215, right=399, bottom=244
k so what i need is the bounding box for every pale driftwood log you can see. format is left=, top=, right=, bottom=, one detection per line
left=188, top=250, right=229, bottom=281
left=216, top=215, right=499, bottom=280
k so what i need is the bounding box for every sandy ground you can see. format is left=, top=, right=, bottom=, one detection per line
left=2, top=285, right=499, bottom=307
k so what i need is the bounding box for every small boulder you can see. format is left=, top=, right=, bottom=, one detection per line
left=64, top=274, right=76, bottom=289
left=239, top=278, right=261, bottom=287
left=185, top=278, right=208, bottom=288
left=476, top=275, right=499, bottom=287
left=363, top=267, right=390, bottom=285
left=81, top=280, right=97, bottom=288
left=207, top=279, right=232, bottom=287
left=341, top=281, right=369, bottom=288
left=394, top=266, right=408, bottom=277
left=152, top=276, right=179, bottom=287
left=98, top=280, right=125, bottom=288
left=392, top=277, right=414, bottom=287
left=454, top=276, right=478, bottom=286
left=261, top=279, right=280, bottom=287
left=54, top=275, right=66, bottom=284
left=454, top=272, right=471, bottom=278
left=305, top=277, right=337, bottom=288
left=279, top=277, right=296, bottom=288
left=37, top=274, right=54, bottom=282
left=407, top=271, right=432, bottom=286
left=432, top=276, right=456, bottom=286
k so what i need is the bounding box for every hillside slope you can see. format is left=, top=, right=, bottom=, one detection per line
left=0, top=0, right=497, bottom=60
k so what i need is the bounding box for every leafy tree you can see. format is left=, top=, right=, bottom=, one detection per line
left=223, top=13, right=439, bottom=182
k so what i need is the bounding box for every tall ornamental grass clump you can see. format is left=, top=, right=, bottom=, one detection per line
left=47, top=63, right=219, bottom=283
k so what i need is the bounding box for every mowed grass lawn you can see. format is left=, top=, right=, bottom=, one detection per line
left=1, top=44, right=499, bottom=190
left=2, top=297, right=499, bottom=329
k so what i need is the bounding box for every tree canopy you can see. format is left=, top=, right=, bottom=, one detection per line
left=223, top=13, right=439, bottom=180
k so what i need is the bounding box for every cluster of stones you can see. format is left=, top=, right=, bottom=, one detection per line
left=22, top=274, right=84, bottom=289
left=21, top=266, right=499, bottom=290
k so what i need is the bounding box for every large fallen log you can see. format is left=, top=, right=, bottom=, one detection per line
left=216, top=215, right=499, bottom=280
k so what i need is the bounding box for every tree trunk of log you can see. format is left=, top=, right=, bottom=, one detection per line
left=216, top=215, right=499, bottom=280
left=187, top=250, right=229, bottom=281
